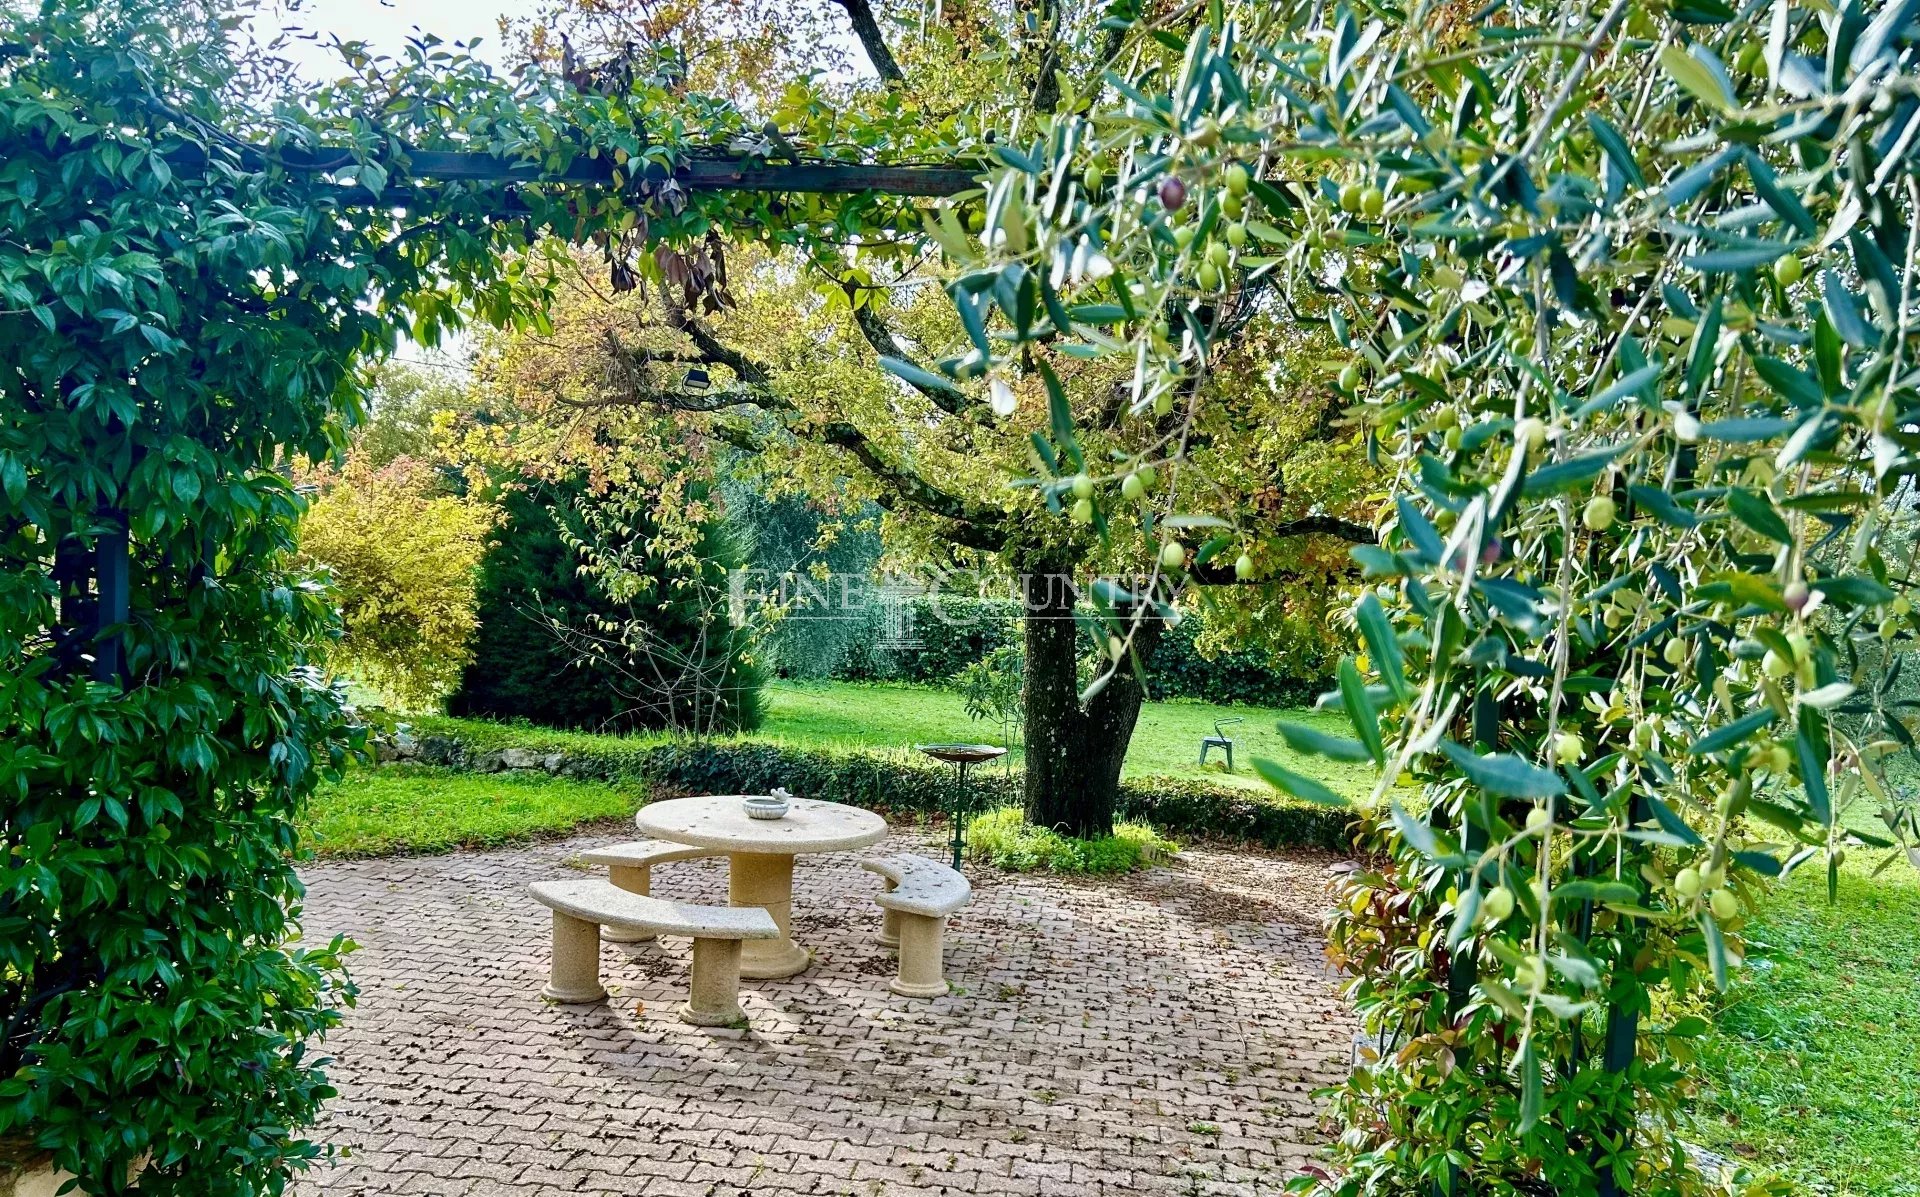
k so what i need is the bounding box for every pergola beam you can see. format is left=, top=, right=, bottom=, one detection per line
left=169, top=144, right=982, bottom=202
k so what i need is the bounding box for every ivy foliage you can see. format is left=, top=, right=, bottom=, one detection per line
left=931, top=0, right=1920, bottom=1192
left=0, top=9, right=379, bottom=1193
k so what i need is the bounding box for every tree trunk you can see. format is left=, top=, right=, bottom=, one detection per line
left=1018, top=562, right=1161, bottom=839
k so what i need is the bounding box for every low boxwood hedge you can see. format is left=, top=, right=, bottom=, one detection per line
left=398, top=716, right=1354, bottom=852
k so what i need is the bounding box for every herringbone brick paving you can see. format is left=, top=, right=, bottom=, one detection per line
left=291, top=827, right=1353, bottom=1196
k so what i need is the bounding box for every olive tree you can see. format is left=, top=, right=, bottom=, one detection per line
left=939, top=0, right=1920, bottom=1192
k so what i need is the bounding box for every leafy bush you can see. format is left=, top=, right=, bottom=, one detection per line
left=1148, top=612, right=1330, bottom=709
left=447, top=474, right=765, bottom=734
left=839, top=594, right=1020, bottom=682
left=297, top=454, right=495, bottom=709
left=950, top=642, right=1024, bottom=748
left=965, top=806, right=1177, bottom=874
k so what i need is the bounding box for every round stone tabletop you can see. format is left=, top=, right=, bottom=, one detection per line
left=634, top=796, right=888, bottom=856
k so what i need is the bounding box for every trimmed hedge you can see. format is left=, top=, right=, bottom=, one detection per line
left=399, top=716, right=1354, bottom=852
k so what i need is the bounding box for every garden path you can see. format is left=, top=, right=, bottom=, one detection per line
left=291, top=829, right=1353, bottom=1196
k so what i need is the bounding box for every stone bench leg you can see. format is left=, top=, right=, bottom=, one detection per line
left=681, top=937, right=746, bottom=1027
left=890, top=913, right=949, bottom=998
left=604, top=864, right=655, bottom=943
left=877, top=879, right=901, bottom=948
left=543, top=910, right=607, bottom=1003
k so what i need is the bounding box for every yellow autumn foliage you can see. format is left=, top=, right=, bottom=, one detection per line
left=298, top=454, right=497, bottom=709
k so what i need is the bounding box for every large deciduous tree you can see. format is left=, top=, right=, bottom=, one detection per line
left=491, top=4, right=1378, bottom=836
left=295, top=452, right=496, bottom=709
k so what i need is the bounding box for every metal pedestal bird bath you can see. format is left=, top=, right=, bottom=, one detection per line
left=914, top=743, right=1008, bottom=870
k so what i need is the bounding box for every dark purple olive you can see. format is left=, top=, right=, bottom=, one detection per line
left=1480, top=536, right=1504, bottom=566
left=1158, top=176, right=1188, bottom=211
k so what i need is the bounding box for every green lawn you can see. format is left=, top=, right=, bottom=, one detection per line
left=312, top=680, right=1366, bottom=859
left=1686, top=849, right=1920, bottom=1195
left=760, top=679, right=1374, bottom=797
left=301, top=763, right=640, bottom=858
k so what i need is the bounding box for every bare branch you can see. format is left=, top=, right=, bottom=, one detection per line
left=657, top=294, right=773, bottom=386
left=1029, top=0, right=1063, bottom=113
left=818, top=420, right=1003, bottom=530
left=828, top=0, right=905, bottom=85
left=714, top=417, right=1008, bottom=551
left=848, top=302, right=977, bottom=416
left=1269, top=514, right=1376, bottom=542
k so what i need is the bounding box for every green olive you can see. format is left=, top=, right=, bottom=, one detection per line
left=1554, top=732, right=1584, bottom=765
left=1710, top=888, right=1739, bottom=920
left=1583, top=494, right=1617, bottom=531
left=1481, top=886, right=1515, bottom=922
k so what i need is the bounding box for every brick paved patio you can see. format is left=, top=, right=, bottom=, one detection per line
left=292, top=829, right=1354, bottom=1196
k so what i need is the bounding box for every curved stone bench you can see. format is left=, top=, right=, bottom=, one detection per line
left=529, top=879, right=777, bottom=1026
left=578, top=840, right=722, bottom=943
left=858, top=854, right=972, bottom=998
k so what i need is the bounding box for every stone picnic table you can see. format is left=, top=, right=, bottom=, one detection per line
left=633, top=795, right=888, bottom=978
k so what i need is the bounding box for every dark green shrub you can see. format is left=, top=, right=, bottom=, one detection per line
left=880, top=595, right=1023, bottom=682
left=1146, top=614, right=1332, bottom=709
left=448, top=475, right=764, bottom=734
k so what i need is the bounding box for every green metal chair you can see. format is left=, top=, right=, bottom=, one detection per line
left=1198, top=717, right=1243, bottom=771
